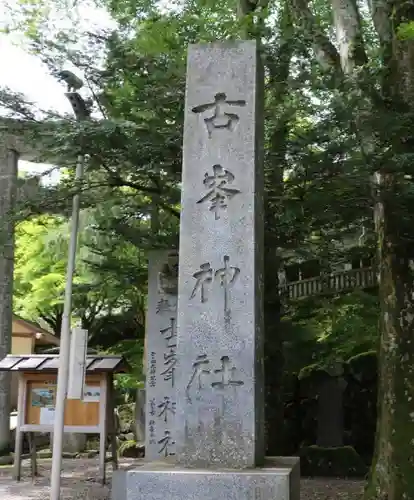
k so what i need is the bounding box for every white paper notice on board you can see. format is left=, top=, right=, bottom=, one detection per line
left=40, top=407, right=56, bottom=426
left=83, top=385, right=100, bottom=403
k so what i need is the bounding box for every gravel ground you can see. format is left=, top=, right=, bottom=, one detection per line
left=301, top=478, right=364, bottom=500
left=0, top=458, right=124, bottom=500
left=0, top=458, right=365, bottom=500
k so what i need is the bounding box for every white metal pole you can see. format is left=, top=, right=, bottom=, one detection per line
left=50, top=154, right=84, bottom=500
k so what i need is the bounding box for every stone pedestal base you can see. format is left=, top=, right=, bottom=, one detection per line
left=111, top=457, right=300, bottom=500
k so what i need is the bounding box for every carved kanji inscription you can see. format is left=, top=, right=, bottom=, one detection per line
left=148, top=419, right=156, bottom=444
left=160, top=317, right=177, bottom=387
left=215, top=255, right=240, bottom=314
left=158, top=430, right=175, bottom=457
left=197, top=164, right=241, bottom=219
left=160, top=317, right=177, bottom=348
left=190, top=256, right=240, bottom=313
left=185, top=354, right=244, bottom=403
left=192, top=92, right=246, bottom=137
left=149, top=352, right=157, bottom=388
left=157, top=396, right=176, bottom=423
left=190, top=263, right=213, bottom=303
left=211, top=356, right=244, bottom=390
left=156, top=298, right=175, bottom=314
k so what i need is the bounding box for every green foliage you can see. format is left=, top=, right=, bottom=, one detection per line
left=118, top=438, right=138, bottom=456
left=109, top=340, right=144, bottom=400
left=14, top=212, right=147, bottom=349
left=308, top=292, right=378, bottom=361
left=116, top=403, right=135, bottom=432
left=1, top=0, right=378, bottom=266
left=14, top=216, right=67, bottom=326
left=284, top=291, right=379, bottom=377
left=396, top=22, right=414, bottom=41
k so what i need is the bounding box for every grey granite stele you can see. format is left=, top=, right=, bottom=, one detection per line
left=112, top=458, right=300, bottom=500
left=112, top=40, right=299, bottom=500
left=175, top=38, right=265, bottom=470
left=145, top=250, right=178, bottom=460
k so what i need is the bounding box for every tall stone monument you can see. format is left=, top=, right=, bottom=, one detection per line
left=112, top=40, right=300, bottom=500
left=175, top=40, right=264, bottom=469
left=145, top=250, right=178, bottom=459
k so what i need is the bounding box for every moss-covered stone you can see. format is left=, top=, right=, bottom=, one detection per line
left=0, top=446, right=9, bottom=457
left=117, top=403, right=135, bottom=433
left=347, top=351, right=377, bottom=382
left=300, top=445, right=368, bottom=477
left=0, top=455, right=12, bottom=465
left=37, top=449, right=53, bottom=459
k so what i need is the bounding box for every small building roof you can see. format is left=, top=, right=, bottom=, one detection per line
left=0, top=354, right=128, bottom=374
left=13, top=315, right=59, bottom=347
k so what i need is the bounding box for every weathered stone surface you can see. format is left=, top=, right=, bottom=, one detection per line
left=0, top=146, right=18, bottom=452
left=135, top=388, right=145, bottom=443
left=111, top=457, right=300, bottom=500
left=145, top=250, right=178, bottom=461
left=316, top=375, right=347, bottom=447
left=175, top=40, right=264, bottom=469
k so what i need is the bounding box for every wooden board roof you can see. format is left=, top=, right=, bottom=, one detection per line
left=0, top=354, right=128, bottom=374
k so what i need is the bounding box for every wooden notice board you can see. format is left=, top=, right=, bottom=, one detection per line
left=24, top=372, right=102, bottom=428
left=0, top=353, right=126, bottom=484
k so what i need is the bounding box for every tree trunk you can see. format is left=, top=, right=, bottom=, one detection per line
left=364, top=9, right=414, bottom=497
left=290, top=0, right=414, bottom=493
left=0, top=146, right=17, bottom=453
left=264, top=259, right=284, bottom=454
left=364, top=173, right=414, bottom=499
